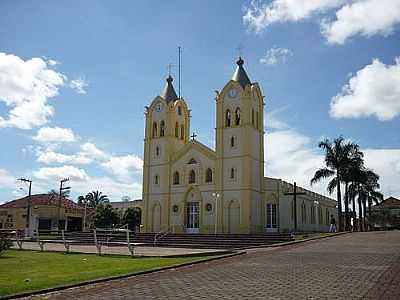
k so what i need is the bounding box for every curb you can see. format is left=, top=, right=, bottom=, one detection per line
left=243, top=232, right=349, bottom=250
left=1, top=251, right=245, bottom=300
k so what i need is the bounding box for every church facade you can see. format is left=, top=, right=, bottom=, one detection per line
left=141, top=58, right=337, bottom=234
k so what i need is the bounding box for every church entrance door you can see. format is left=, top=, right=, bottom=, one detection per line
left=186, top=202, right=199, bottom=233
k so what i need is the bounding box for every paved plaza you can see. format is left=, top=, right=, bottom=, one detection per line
left=23, top=231, right=400, bottom=299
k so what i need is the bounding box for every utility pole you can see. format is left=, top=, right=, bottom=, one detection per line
left=57, top=178, right=70, bottom=230
left=284, top=182, right=306, bottom=232
left=18, top=178, right=32, bottom=237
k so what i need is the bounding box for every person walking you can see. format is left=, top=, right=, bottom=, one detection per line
left=330, top=215, right=337, bottom=232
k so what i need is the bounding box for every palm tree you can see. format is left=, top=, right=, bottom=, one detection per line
left=311, top=136, right=356, bottom=231
left=48, top=189, right=71, bottom=198
left=85, top=190, right=109, bottom=208
left=341, top=144, right=364, bottom=231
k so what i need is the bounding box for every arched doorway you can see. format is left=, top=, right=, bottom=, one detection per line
left=228, top=201, right=240, bottom=234
left=183, top=187, right=202, bottom=234
left=152, top=203, right=161, bottom=232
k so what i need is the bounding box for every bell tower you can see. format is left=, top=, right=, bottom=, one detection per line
left=142, top=75, right=190, bottom=232
left=215, top=57, right=265, bottom=233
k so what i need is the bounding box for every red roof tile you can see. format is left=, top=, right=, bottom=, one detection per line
left=0, top=193, right=84, bottom=210
left=375, top=197, right=400, bottom=209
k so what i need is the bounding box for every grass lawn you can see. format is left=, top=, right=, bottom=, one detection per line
left=0, top=249, right=210, bottom=297
left=294, top=232, right=337, bottom=241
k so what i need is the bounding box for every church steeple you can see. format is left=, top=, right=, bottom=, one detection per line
left=161, top=75, right=178, bottom=103
left=231, top=57, right=251, bottom=88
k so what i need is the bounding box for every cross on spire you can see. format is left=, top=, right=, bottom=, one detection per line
left=190, top=132, right=197, bottom=141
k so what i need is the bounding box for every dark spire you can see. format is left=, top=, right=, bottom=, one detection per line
left=161, top=75, right=178, bottom=103
left=231, top=57, right=251, bottom=88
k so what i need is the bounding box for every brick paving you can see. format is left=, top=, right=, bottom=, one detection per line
left=23, top=231, right=400, bottom=300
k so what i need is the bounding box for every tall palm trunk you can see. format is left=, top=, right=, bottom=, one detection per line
left=362, top=197, right=367, bottom=231
left=344, top=182, right=350, bottom=231
left=357, top=185, right=363, bottom=232
left=351, top=184, right=356, bottom=231
left=337, top=174, right=343, bottom=232
left=367, top=196, right=372, bottom=231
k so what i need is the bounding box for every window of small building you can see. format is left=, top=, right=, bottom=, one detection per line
left=230, top=168, right=235, bottom=179
left=152, top=122, right=157, bottom=138
left=173, top=171, right=180, bottom=185
left=180, top=125, right=185, bottom=140
left=189, top=170, right=196, bottom=184
left=154, top=175, right=159, bottom=185
left=205, top=168, right=213, bottom=183
left=160, top=120, right=165, bottom=137
left=225, top=110, right=231, bottom=127
left=235, top=107, right=241, bottom=125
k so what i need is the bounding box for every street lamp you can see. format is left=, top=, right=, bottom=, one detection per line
left=212, top=192, right=220, bottom=235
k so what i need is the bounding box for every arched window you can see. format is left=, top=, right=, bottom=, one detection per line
left=205, top=168, right=212, bottom=183
left=152, top=122, right=157, bottom=138
left=178, top=106, right=182, bottom=115
left=310, top=206, right=315, bottom=224
left=319, top=206, right=323, bottom=225
left=173, top=171, right=180, bottom=185
left=235, top=107, right=241, bottom=125
left=156, top=146, right=160, bottom=157
left=225, top=110, right=231, bottom=127
left=251, top=109, right=255, bottom=126
left=230, top=168, right=235, bottom=179
left=256, top=111, right=259, bottom=129
left=160, top=120, right=165, bottom=137
left=180, top=125, right=184, bottom=140
left=189, top=170, right=196, bottom=184
left=230, top=136, right=235, bottom=148
left=301, top=202, right=306, bottom=224
left=175, top=122, right=179, bottom=138
left=154, top=175, right=159, bottom=185
left=325, top=208, right=330, bottom=226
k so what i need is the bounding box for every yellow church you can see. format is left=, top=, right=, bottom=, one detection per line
left=141, top=57, right=337, bottom=234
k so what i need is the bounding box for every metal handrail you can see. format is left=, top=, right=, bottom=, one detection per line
left=153, top=226, right=172, bottom=246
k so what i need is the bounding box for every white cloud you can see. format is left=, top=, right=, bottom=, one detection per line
left=330, top=57, right=400, bottom=121
left=33, top=126, right=77, bottom=143
left=260, top=47, right=293, bottom=66
left=364, top=149, right=400, bottom=198
left=0, top=53, right=65, bottom=129
left=243, top=0, right=346, bottom=33
left=36, top=151, right=92, bottom=165
left=265, top=128, right=330, bottom=196
left=322, top=0, right=400, bottom=44
left=34, top=165, right=89, bottom=182
left=101, top=154, right=143, bottom=179
left=69, top=77, right=88, bottom=94
left=264, top=113, right=400, bottom=199
left=80, top=142, right=108, bottom=160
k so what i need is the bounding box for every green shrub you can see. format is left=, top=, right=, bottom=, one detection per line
left=0, top=236, right=13, bottom=256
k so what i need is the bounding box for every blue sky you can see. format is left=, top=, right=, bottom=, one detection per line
left=0, top=0, right=399, bottom=203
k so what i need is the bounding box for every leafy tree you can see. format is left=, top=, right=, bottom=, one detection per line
left=48, top=189, right=71, bottom=198
left=94, top=203, right=119, bottom=229
left=86, top=190, right=109, bottom=208
left=123, top=207, right=142, bottom=231
left=0, top=236, right=13, bottom=256
left=311, top=136, right=357, bottom=231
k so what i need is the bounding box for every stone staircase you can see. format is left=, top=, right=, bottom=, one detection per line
left=45, top=231, right=294, bottom=249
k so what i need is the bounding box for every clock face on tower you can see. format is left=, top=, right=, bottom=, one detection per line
left=228, top=88, right=237, bottom=98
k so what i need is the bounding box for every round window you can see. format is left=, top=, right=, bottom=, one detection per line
left=172, top=205, right=179, bottom=213
left=205, top=203, right=213, bottom=212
